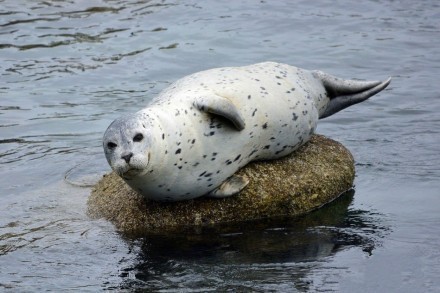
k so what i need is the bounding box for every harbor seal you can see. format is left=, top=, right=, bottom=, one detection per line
left=103, top=62, right=391, bottom=201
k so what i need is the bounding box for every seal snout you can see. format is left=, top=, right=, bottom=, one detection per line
left=121, top=152, right=133, bottom=163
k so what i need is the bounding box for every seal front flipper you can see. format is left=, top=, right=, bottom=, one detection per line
left=206, top=174, right=249, bottom=198
left=194, top=95, right=246, bottom=131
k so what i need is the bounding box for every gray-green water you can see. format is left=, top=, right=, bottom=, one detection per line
left=1, top=0, right=439, bottom=291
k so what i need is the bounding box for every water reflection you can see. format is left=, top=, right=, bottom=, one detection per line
left=116, top=190, right=390, bottom=290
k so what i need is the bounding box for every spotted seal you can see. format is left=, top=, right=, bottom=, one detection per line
left=103, top=62, right=391, bottom=201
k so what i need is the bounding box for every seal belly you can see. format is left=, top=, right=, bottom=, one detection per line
left=134, top=103, right=245, bottom=201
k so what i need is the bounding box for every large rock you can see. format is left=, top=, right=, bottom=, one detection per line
left=88, top=135, right=355, bottom=234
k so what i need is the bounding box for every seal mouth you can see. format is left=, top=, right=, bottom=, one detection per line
left=121, top=168, right=144, bottom=179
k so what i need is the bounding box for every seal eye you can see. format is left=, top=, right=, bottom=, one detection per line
left=107, top=142, right=117, bottom=149
left=133, top=133, right=144, bottom=142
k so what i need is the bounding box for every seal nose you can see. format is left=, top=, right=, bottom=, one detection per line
left=121, top=153, right=133, bottom=163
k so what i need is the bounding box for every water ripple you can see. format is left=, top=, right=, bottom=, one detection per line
left=0, top=0, right=439, bottom=291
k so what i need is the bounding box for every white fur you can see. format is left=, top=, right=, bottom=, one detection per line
left=104, top=62, right=328, bottom=201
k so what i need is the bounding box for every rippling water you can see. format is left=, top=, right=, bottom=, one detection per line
left=1, top=0, right=439, bottom=291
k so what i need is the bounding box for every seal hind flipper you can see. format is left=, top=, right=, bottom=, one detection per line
left=206, top=174, right=249, bottom=198
left=314, top=70, right=392, bottom=119
left=194, top=95, right=246, bottom=130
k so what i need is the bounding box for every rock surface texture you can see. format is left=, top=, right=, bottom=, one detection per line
left=88, top=135, right=355, bottom=234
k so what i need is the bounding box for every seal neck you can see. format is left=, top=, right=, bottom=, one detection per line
left=136, top=108, right=169, bottom=173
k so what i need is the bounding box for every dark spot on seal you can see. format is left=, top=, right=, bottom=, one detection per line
left=193, top=162, right=200, bottom=167
left=263, top=145, right=270, bottom=149
left=252, top=109, right=258, bottom=117
left=204, top=173, right=212, bottom=177
left=225, top=159, right=232, bottom=165
left=292, top=113, right=298, bottom=121
left=302, top=110, right=308, bottom=115
left=191, top=139, right=196, bottom=144
left=247, top=149, right=258, bottom=157
left=262, top=122, right=268, bottom=129
left=175, top=148, right=181, bottom=154
left=178, top=166, right=182, bottom=169
left=199, top=171, right=206, bottom=177
left=248, top=95, right=251, bottom=99
left=234, top=154, right=241, bottom=162
left=162, top=133, right=165, bottom=140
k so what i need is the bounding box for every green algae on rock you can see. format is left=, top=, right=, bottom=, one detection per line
left=88, top=135, right=355, bottom=234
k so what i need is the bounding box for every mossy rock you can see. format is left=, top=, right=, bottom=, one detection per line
left=88, top=135, right=355, bottom=234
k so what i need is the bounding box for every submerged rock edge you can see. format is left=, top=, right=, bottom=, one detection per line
left=88, top=135, right=355, bottom=234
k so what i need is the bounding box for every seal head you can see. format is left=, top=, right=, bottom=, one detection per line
left=103, top=114, right=153, bottom=180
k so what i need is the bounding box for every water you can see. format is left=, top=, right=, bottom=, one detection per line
left=1, top=0, right=439, bottom=291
